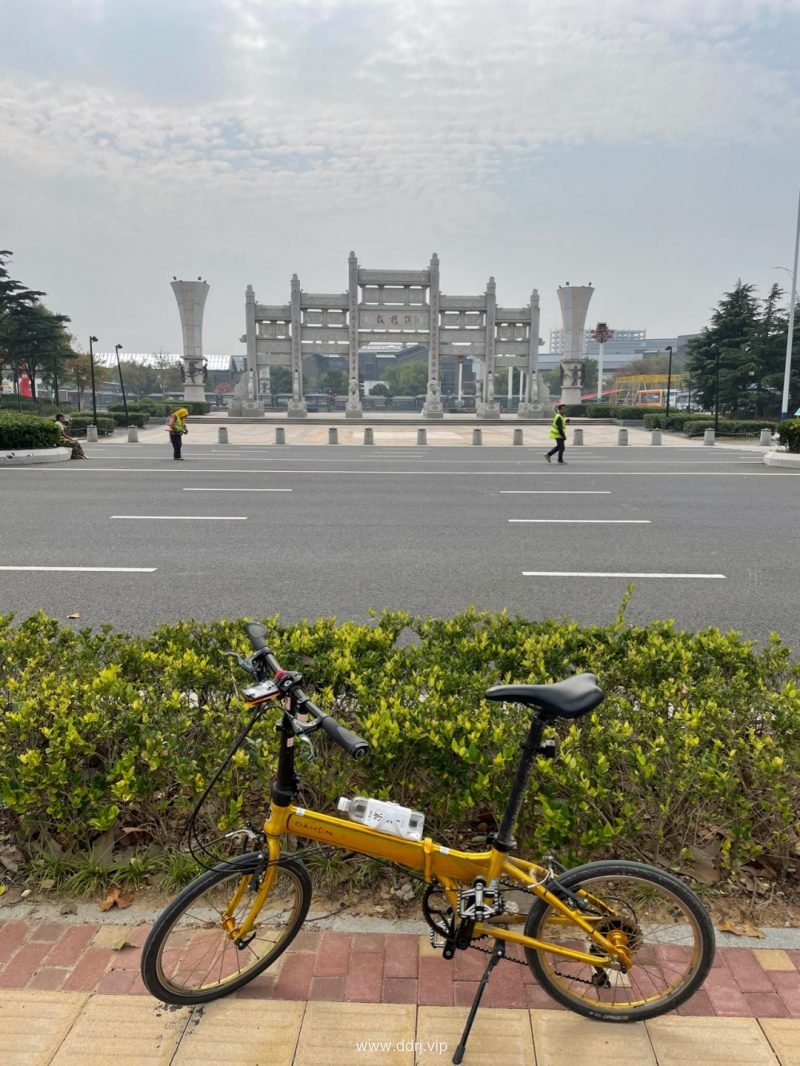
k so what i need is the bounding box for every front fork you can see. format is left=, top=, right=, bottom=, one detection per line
left=220, top=823, right=285, bottom=944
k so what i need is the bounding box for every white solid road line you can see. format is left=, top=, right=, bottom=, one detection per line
left=522, top=571, right=726, bottom=579
left=0, top=566, right=157, bottom=572
left=500, top=490, right=611, bottom=494
left=182, top=487, right=292, bottom=492
left=509, top=519, right=650, bottom=524
left=109, top=515, right=248, bottom=520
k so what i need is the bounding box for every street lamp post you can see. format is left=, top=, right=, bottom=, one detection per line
left=88, top=335, right=98, bottom=427
left=779, top=185, right=800, bottom=421
left=114, top=344, right=129, bottom=425
left=665, top=345, right=673, bottom=417
left=590, top=322, right=614, bottom=403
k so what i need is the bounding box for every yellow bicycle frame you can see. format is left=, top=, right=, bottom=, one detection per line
left=228, top=801, right=631, bottom=972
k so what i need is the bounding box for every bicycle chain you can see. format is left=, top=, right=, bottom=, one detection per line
left=466, top=879, right=600, bottom=985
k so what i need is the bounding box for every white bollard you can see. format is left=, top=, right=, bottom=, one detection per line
left=651, top=428, right=662, bottom=446
left=617, top=427, right=628, bottom=446
left=417, top=427, right=427, bottom=446
left=472, top=428, right=482, bottom=446
left=759, top=428, right=772, bottom=446
left=364, top=427, right=374, bottom=445
left=275, top=426, right=285, bottom=445
left=573, top=427, right=584, bottom=446
left=217, top=427, right=228, bottom=444
left=328, top=427, right=338, bottom=445
left=127, top=426, right=139, bottom=443
left=704, top=428, right=715, bottom=446
left=86, top=425, right=98, bottom=442
left=513, top=428, right=523, bottom=446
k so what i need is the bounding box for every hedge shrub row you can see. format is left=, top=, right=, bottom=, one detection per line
left=66, top=414, right=116, bottom=437
left=0, top=412, right=62, bottom=449
left=133, top=400, right=211, bottom=416
left=642, top=413, right=777, bottom=437
left=777, top=418, right=800, bottom=453
left=1, top=610, right=798, bottom=885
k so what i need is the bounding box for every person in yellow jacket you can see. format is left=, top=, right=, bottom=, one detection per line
left=166, top=407, right=189, bottom=460
left=545, top=402, right=568, bottom=464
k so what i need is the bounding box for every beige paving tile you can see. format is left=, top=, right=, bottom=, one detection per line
left=293, top=1001, right=416, bottom=1065
left=646, top=1016, right=779, bottom=1064
left=172, top=999, right=304, bottom=1065
left=759, top=1019, right=800, bottom=1066
left=1, top=990, right=88, bottom=1066
left=90, top=925, right=138, bottom=949
left=417, top=1005, right=534, bottom=1065
left=753, top=950, right=797, bottom=972
left=531, top=1009, right=656, bottom=1065
left=49, top=993, right=190, bottom=1065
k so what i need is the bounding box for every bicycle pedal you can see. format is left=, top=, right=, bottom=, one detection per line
left=429, top=932, right=447, bottom=950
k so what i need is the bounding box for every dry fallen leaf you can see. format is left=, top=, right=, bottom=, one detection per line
left=99, top=884, right=134, bottom=911
left=717, top=919, right=765, bottom=938
left=68, top=613, right=81, bottom=619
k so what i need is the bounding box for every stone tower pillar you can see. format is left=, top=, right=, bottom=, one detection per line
left=556, top=284, right=594, bottom=406
left=171, top=279, right=209, bottom=403
left=423, top=252, right=444, bottom=419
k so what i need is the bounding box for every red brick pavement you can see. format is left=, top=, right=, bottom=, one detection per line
left=0, top=918, right=798, bottom=1017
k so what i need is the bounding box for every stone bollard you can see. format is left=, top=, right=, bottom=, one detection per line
left=513, top=428, right=523, bottom=446
left=217, top=427, right=228, bottom=444
left=573, top=427, right=584, bottom=446
left=417, top=427, right=427, bottom=446
left=127, top=426, right=139, bottom=443
left=759, top=428, right=772, bottom=446
left=704, top=428, right=715, bottom=446
left=472, top=428, right=482, bottom=446
left=275, top=426, right=285, bottom=445
left=86, top=425, right=98, bottom=443
left=328, top=427, right=338, bottom=445
left=617, top=427, right=628, bottom=446
left=651, top=428, right=662, bottom=446
left=364, top=427, right=374, bottom=445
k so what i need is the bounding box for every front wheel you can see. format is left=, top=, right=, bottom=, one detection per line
left=524, top=859, right=714, bottom=1022
left=141, top=853, right=312, bottom=1005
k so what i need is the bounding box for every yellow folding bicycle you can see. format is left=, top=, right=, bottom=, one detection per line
left=141, top=622, right=715, bottom=1060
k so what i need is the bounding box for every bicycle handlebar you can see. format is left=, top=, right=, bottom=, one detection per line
left=244, top=622, right=369, bottom=760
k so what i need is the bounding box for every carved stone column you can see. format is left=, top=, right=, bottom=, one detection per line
left=557, top=284, right=594, bottom=407
left=423, top=252, right=444, bottom=418
left=518, top=288, right=543, bottom=417
left=287, top=273, right=307, bottom=418
left=346, top=250, right=363, bottom=418
left=478, top=276, right=500, bottom=418
left=171, top=279, right=209, bottom=404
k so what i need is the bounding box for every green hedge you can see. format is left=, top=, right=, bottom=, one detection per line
left=0, top=412, right=62, bottom=449
left=1, top=610, right=798, bottom=886
left=777, top=418, right=800, bottom=453
left=585, top=405, right=653, bottom=420
left=135, top=400, right=211, bottom=417
left=66, top=414, right=116, bottom=437
left=682, top=419, right=775, bottom=438
left=105, top=407, right=151, bottom=428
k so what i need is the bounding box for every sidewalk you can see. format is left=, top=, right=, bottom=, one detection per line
left=2, top=909, right=799, bottom=1064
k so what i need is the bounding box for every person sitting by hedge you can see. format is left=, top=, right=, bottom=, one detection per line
left=55, top=413, right=88, bottom=460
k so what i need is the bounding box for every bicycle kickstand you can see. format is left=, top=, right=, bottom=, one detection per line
left=452, top=938, right=505, bottom=1065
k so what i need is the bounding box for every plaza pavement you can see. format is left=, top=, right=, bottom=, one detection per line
left=1, top=904, right=800, bottom=1066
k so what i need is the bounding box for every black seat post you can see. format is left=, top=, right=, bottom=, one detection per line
left=492, top=712, right=547, bottom=852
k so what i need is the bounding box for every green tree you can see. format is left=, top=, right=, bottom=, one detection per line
left=0, top=302, right=73, bottom=400
left=269, top=366, right=293, bottom=393
left=320, top=368, right=347, bottom=394
left=383, top=361, right=428, bottom=396
left=685, top=280, right=794, bottom=418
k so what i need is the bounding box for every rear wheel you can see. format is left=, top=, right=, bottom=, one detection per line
left=524, top=859, right=714, bottom=1022
left=141, top=854, right=311, bottom=1005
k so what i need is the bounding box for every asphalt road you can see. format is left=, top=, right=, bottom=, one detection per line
left=1, top=441, right=798, bottom=653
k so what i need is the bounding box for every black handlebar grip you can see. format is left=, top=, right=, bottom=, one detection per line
left=318, top=714, right=369, bottom=759
left=245, top=622, right=269, bottom=651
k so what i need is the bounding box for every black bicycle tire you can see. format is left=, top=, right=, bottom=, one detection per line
left=141, top=853, right=312, bottom=1005
left=524, top=859, right=715, bottom=1022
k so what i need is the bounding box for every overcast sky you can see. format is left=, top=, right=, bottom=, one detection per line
left=2, top=0, right=800, bottom=357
